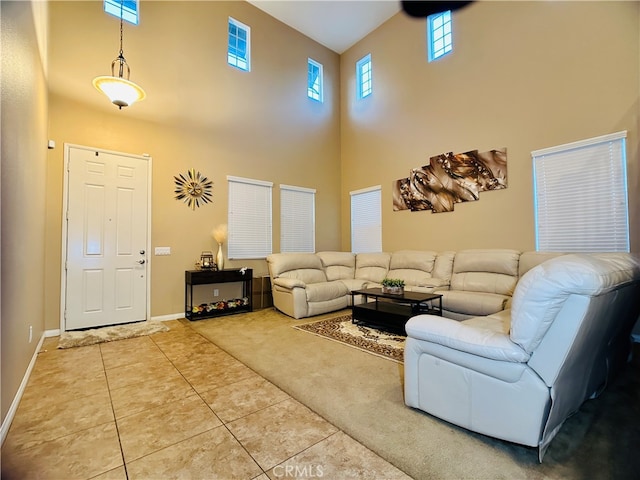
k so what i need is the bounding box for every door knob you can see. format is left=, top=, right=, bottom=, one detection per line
left=140, top=250, right=145, bottom=255
left=138, top=259, right=146, bottom=264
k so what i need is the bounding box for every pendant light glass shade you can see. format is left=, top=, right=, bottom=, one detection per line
left=93, top=75, right=145, bottom=108
left=93, top=1, right=146, bottom=109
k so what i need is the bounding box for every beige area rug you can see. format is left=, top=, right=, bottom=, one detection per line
left=294, top=314, right=405, bottom=363
left=58, top=321, right=169, bottom=349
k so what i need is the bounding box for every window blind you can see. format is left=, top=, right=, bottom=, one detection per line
left=532, top=131, right=629, bottom=252
left=280, top=185, right=316, bottom=253
left=227, top=176, right=272, bottom=259
left=351, top=186, right=382, bottom=253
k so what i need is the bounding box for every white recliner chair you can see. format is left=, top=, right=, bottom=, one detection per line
left=404, top=253, right=640, bottom=461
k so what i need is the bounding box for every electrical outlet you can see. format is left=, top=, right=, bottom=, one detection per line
left=29, top=325, right=33, bottom=343
left=214, top=289, right=219, bottom=297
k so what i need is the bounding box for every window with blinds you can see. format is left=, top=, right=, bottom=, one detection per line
left=532, top=131, right=629, bottom=252
left=350, top=186, right=382, bottom=253
left=227, top=176, right=272, bottom=259
left=280, top=185, right=316, bottom=253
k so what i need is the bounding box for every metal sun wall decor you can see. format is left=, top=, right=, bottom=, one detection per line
left=174, top=169, right=213, bottom=210
left=392, top=148, right=507, bottom=213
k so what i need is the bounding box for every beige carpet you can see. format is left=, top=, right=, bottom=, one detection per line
left=294, top=314, right=405, bottom=363
left=58, top=321, right=169, bottom=349
left=186, top=308, right=640, bottom=480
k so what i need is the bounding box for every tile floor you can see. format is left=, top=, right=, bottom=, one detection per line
left=1, top=319, right=411, bottom=480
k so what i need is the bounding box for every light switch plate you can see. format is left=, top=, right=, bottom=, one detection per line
left=155, top=246, right=171, bottom=255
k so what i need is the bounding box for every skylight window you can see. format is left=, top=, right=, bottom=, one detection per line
left=228, top=17, right=251, bottom=71
left=428, top=10, right=452, bottom=61
left=307, top=58, right=323, bottom=102
left=356, top=54, right=372, bottom=99
left=104, top=0, right=138, bottom=25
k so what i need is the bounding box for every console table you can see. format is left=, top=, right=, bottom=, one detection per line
left=185, top=268, right=253, bottom=320
left=351, top=288, right=442, bottom=333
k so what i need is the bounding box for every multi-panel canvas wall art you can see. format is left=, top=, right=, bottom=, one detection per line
left=393, top=148, right=507, bottom=213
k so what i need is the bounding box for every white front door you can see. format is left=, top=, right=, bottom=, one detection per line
left=64, top=145, right=150, bottom=330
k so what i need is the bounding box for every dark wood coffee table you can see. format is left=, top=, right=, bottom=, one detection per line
left=350, top=288, right=442, bottom=334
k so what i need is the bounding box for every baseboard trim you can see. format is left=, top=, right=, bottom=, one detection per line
left=45, top=328, right=60, bottom=338
left=151, top=313, right=184, bottom=322
left=1, top=333, right=46, bottom=446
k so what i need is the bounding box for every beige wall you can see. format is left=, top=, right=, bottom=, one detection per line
left=45, top=1, right=341, bottom=327
left=1, top=0, right=49, bottom=422
left=340, top=1, right=639, bottom=253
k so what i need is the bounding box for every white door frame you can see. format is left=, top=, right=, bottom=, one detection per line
left=60, top=143, right=152, bottom=332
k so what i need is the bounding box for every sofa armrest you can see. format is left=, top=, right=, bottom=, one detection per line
left=405, top=315, right=530, bottom=363
left=272, top=277, right=307, bottom=289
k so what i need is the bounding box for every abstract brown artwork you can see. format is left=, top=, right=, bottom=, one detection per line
left=392, top=148, right=507, bottom=213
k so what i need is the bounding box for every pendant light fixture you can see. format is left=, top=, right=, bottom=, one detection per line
left=92, top=0, right=146, bottom=109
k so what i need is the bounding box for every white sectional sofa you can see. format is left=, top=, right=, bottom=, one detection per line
left=404, top=253, right=640, bottom=461
left=267, top=250, right=455, bottom=319
left=267, top=249, right=640, bottom=461
left=267, top=249, right=536, bottom=320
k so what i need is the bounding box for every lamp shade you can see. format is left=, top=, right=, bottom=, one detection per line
left=92, top=75, right=146, bottom=108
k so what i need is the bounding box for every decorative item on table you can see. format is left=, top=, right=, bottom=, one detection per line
left=211, top=223, right=228, bottom=270
left=200, top=251, right=216, bottom=270
left=192, top=297, right=249, bottom=315
left=381, top=278, right=405, bottom=295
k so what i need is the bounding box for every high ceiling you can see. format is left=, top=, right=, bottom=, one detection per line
left=247, top=1, right=402, bottom=53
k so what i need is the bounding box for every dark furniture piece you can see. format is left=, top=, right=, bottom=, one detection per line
left=350, top=288, right=442, bottom=333
left=252, top=275, right=273, bottom=310
left=185, top=268, right=252, bottom=320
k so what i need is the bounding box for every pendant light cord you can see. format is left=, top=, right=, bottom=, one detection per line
left=116, top=0, right=126, bottom=79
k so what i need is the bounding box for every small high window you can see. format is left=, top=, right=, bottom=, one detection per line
left=307, top=59, right=323, bottom=102
left=228, top=17, right=251, bottom=71
left=356, top=54, right=372, bottom=99
left=104, top=0, right=138, bottom=25
left=428, top=10, right=452, bottom=62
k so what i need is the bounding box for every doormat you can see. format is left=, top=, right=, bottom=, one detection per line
left=294, top=314, right=405, bottom=363
left=58, top=321, right=169, bottom=349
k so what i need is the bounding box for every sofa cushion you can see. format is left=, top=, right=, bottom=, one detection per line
left=267, top=253, right=324, bottom=277
left=305, top=281, right=349, bottom=302
left=340, top=278, right=369, bottom=292
left=280, top=268, right=327, bottom=285
left=462, top=309, right=511, bottom=335
left=316, top=251, right=356, bottom=281
left=518, top=251, right=566, bottom=277
left=388, top=250, right=440, bottom=287
left=355, top=252, right=391, bottom=283
left=432, top=251, right=456, bottom=285
left=450, top=249, right=520, bottom=295
left=267, top=253, right=327, bottom=284
left=441, top=290, right=510, bottom=316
